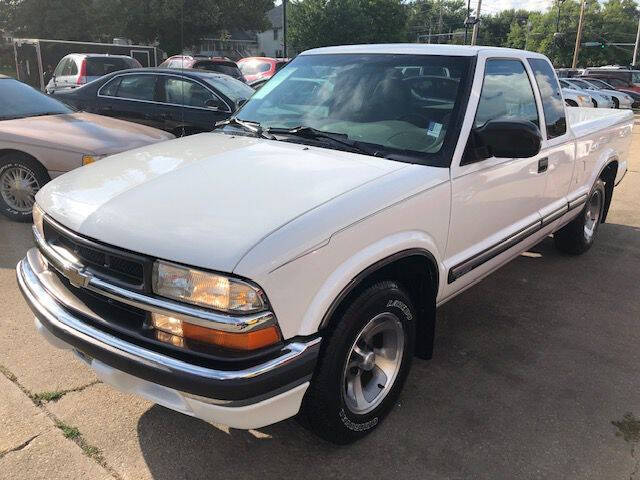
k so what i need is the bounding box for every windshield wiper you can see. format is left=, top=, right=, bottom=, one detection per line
left=265, top=126, right=384, bottom=157
left=214, top=118, right=274, bottom=139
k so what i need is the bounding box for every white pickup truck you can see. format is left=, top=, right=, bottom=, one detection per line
left=18, top=45, right=633, bottom=444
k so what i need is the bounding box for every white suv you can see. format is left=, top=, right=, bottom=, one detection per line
left=46, top=54, right=141, bottom=94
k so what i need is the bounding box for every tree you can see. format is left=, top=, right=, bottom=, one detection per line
left=288, top=0, right=408, bottom=52
left=3, top=0, right=273, bottom=54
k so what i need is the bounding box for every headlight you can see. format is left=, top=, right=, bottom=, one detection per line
left=152, top=260, right=266, bottom=313
left=82, top=154, right=106, bottom=166
left=32, top=203, right=45, bottom=239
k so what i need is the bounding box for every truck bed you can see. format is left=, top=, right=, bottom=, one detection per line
left=566, top=106, right=634, bottom=139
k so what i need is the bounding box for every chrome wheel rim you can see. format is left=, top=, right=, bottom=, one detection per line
left=342, top=312, right=405, bottom=415
left=584, top=190, right=602, bottom=241
left=0, top=166, right=39, bottom=213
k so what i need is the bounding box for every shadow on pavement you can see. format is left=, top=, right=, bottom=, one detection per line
left=136, top=225, right=640, bottom=480
left=0, top=216, right=33, bottom=270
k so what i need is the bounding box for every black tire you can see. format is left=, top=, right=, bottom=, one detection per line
left=613, top=97, right=620, bottom=109
left=300, top=280, right=416, bottom=444
left=0, top=153, right=50, bottom=222
left=566, top=99, right=578, bottom=107
left=554, top=179, right=606, bottom=255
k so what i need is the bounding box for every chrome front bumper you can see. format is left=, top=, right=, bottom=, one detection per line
left=17, top=249, right=320, bottom=406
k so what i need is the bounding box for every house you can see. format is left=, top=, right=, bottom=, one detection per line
left=0, top=29, right=12, bottom=44
left=198, top=29, right=258, bottom=60
left=257, top=5, right=285, bottom=58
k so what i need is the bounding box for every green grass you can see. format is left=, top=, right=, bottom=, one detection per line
left=0, top=66, right=15, bottom=78
left=55, top=420, right=80, bottom=440
left=32, top=391, right=65, bottom=405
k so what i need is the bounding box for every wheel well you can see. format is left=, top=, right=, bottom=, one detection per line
left=566, top=99, right=578, bottom=107
left=599, top=160, right=618, bottom=222
left=323, top=251, right=439, bottom=360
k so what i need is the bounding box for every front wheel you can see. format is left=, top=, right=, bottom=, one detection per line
left=554, top=179, right=606, bottom=255
left=300, top=280, right=416, bottom=444
left=0, top=153, right=50, bottom=222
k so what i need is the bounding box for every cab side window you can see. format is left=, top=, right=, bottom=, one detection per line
left=474, top=59, right=539, bottom=129
left=527, top=58, right=567, bottom=139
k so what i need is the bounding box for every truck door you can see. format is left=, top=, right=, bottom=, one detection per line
left=526, top=58, right=574, bottom=227
left=444, top=57, right=548, bottom=296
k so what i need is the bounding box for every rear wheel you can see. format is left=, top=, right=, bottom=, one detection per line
left=554, top=179, right=606, bottom=255
left=0, top=153, right=50, bottom=222
left=613, top=97, right=620, bottom=109
left=566, top=99, right=578, bottom=107
left=300, top=280, right=416, bottom=444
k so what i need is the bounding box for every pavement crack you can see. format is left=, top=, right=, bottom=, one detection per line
left=0, top=434, right=39, bottom=459
left=31, top=380, right=102, bottom=406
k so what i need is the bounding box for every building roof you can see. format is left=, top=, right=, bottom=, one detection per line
left=267, top=5, right=283, bottom=29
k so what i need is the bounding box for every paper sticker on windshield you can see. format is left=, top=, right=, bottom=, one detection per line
left=426, top=122, right=442, bottom=137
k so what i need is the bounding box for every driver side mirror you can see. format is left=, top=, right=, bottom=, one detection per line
left=463, top=119, right=542, bottom=164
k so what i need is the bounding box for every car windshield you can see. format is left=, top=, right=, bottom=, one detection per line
left=239, top=61, right=271, bottom=75
left=235, top=53, right=471, bottom=159
left=202, top=75, right=254, bottom=103
left=0, top=78, right=72, bottom=120
left=584, top=78, right=613, bottom=89
left=569, top=79, right=592, bottom=89
left=197, top=62, right=242, bottom=78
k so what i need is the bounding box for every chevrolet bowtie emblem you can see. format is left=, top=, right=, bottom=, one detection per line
left=62, top=263, right=92, bottom=288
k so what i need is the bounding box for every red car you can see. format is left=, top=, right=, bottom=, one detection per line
left=237, top=57, right=289, bottom=88
left=159, top=55, right=246, bottom=83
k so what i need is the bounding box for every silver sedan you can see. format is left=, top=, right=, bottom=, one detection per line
left=0, top=75, right=174, bottom=221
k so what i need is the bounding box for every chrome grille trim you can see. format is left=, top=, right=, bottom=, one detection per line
left=33, top=222, right=276, bottom=334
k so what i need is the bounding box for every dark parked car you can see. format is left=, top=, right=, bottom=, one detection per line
left=582, top=68, right=640, bottom=93
left=52, top=68, right=255, bottom=136
left=159, top=55, right=246, bottom=83
left=581, top=75, right=640, bottom=108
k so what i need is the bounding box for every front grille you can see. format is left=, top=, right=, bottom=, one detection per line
left=42, top=218, right=151, bottom=291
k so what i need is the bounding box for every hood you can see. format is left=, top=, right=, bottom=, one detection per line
left=0, top=112, right=173, bottom=155
left=36, top=133, right=405, bottom=272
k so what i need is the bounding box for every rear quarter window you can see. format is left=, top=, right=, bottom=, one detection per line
left=527, top=58, right=567, bottom=139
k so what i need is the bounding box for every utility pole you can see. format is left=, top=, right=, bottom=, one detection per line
left=471, top=0, right=482, bottom=45
left=438, top=0, right=443, bottom=44
left=465, top=0, right=471, bottom=44
left=572, top=0, right=586, bottom=68
left=633, top=15, right=640, bottom=66
left=282, top=0, right=288, bottom=58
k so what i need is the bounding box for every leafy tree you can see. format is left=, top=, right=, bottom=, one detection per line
left=407, top=0, right=467, bottom=43
left=288, top=0, right=408, bottom=52
left=3, top=0, right=273, bottom=54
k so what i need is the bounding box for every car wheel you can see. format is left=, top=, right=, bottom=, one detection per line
left=566, top=99, right=578, bottom=107
left=613, top=97, right=620, bottom=109
left=0, top=153, right=50, bottom=222
left=300, top=280, right=416, bottom=444
left=554, top=179, right=606, bottom=255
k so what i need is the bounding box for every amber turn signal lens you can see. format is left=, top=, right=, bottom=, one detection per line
left=184, top=323, right=280, bottom=351
left=152, top=313, right=281, bottom=351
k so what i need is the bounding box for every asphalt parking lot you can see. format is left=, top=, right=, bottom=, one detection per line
left=1, top=128, right=640, bottom=480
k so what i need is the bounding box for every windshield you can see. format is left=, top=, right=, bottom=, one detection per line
left=203, top=75, right=254, bottom=103
left=0, top=79, right=72, bottom=120
left=239, top=61, right=271, bottom=75
left=196, top=62, right=242, bottom=78
left=569, top=79, right=592, bottom=89
left=235, top=54, right=471, bottom=159
left=584, top=78, right=612, bottom=89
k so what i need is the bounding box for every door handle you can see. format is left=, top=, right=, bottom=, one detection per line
left=538, top=157, right=548, bottom=173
